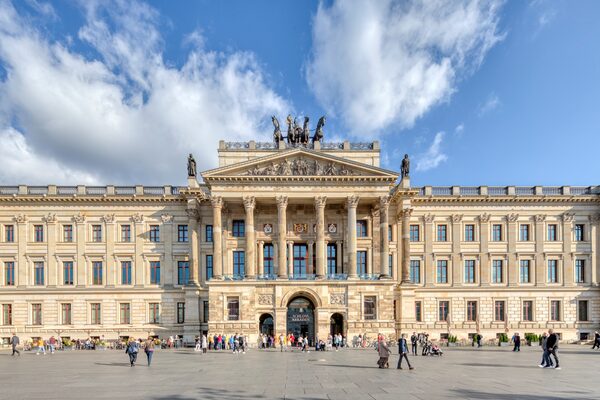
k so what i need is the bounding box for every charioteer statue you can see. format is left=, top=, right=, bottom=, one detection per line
left=272, top=114, right=325, bottom=146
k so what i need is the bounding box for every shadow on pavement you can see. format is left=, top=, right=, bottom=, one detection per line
left=457, top=363, right=533, bottom=369
left=94, top=362, right=134, bottom=367
left=452, top=389, right=596, bottom=400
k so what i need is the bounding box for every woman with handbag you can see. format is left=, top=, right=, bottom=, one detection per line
left=144, top=337, right=155, bottom=366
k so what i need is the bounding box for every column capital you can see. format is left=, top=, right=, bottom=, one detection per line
left=347, top=195, right=359, bottom=208
left=243, top=195, right=256, bottom=210
left=379, top=195, right=391, bottom=209
left=276, top=195, right=288, bottom=208
left=308, top=240, right=315, bottom=246
left=287, top=240, right=294, bottom=246
left=314, top=195, right=327, bottom=208
left=258, top=240, right=265, bottom=246
left=210, top=196, right=223, bottom=209
left=399, top=207, right=413, bottom=219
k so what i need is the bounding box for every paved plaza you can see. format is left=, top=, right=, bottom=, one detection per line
left=1, top=345, right=599, bottom=400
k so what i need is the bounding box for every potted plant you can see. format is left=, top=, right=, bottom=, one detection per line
left=448, top=335, right=458, bottom=347
left=62, top=338, right=74, bottom=350
left=499, top=333, right=509, bottom=346
left=524, top=333, right=539, bottom=346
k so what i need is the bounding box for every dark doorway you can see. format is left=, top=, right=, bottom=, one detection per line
left=287, top=296, right=315, bottom=345
left=330, top=313, right=344, bottom=335
left=259, top=313, right=274, bottom=336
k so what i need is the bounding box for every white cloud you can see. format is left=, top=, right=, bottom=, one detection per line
left=454, top=123, right=465, bottom=137
left=478, top=92, right=500, bottom=116
left=0, top=0, right=289, bottom=185
left=415, top=132, right=447, bottom=171
left=306, top=0, right=504, bottom=136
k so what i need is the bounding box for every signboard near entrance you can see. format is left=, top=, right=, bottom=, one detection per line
left=290, top=313, right=310, bottom=322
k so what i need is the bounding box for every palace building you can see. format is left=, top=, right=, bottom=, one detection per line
left=0, top=137, right=599, bottom=345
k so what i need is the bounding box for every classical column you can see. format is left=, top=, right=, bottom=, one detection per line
left=211, top=196, right=223, bottom=279
left=277, top=196, right=288, bottom=278
left=347, top=195, right=359, bottom=278
left=243, top=196, right=256, bottom=278
left=534, top=214, right=546, bottom=286
left=44, top=214, right=57, bottom=287
left=336, top=241, right=342, bottom=275
left=562, top=213, right=575, bottom=286
left=379, top=196, right=390, bottom=277
left=257, top=241, right=265, bottom=276
left=401, top=208, right=413, bottom=283
left=287, top=241, right=294, bottom=277
left=187, top=208, right=200, bottom=285
left=315, top=196, right=327, bottom=278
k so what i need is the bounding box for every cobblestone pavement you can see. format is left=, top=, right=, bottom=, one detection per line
left=1, top=345, right=599, bottom=400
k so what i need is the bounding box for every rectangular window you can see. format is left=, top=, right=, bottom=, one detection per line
left=466, top=301, right=477, bottom=322
left=177, top=225, right=189, bottom=242
left=356, top=220, right=368, bottom=237
left=410, top=260, right=420, bottom=284
left=519, top=224, right=530, bottom=241
left=205, top=225, right=213, bottom=242
left=578, top=300, right=588, bottom=321
left=149, top=303, right=160, bottom=323
left=91, top=303, right=101, bottom=324
left=547, top=260, right=558, bottom=283
left=63, top=225, right=73, bottom=242
left=388, top=225, right=392, bottom=241
left=203, top=301, right=209, bottom=323
left=492, top=224, right=502, bottom=241
left=436, top=260, right=448, bottom=284
left=415, top=301, right=422, bottom=322
left=61, top=303, right=71, bottom=325
left=233, top=251, right=245, bottom=276
left=177, top=261, right=190, bottom=285
left=327, top=244, right=337, bottom=275
left=356, top=250, right=367, bottom=275
left=150, top=261, right=161, bottom=285
left=92, top=261, right=103, bottom=285
left=547, top=224, right=557, bottom=241
left=388, top=254, right=393, bottom=277
left=34, top=225, right=44, bottom=242
left=2, top=304, right=12, bottom=325
left=574, top=224, right=585, bottom=242
left=63, top=261, right=74, bottom=285
left=177, top=302, right=185, bottom=324
left=464, top=224, right=475, bottom=242
left=92, top=225, right=102, bottom=242
left=492, top=260, right=503, bottom=284
left=264, top=244, right=274, bottom=275
left=120, top=303, right=131, bottom=324
left=31, top=303, right=42, bottom=325
left=494, top=300, right=505, bottom=321
left=520, top=260, right=530, bottom=283
left=464, top=260, right=475, bottom=283
left=206, top=255, right=213, bottom=280
left=34, top=262, right=44, bottom=285
left=4, top=262, right=15, bottom=286
left=227, top=298, right=239, bottom=321
left=575, top=259, right=585, bottom=283
left=5, top=225, right=14, bottom=242
left=522, top=300, right=533, bottom=322
left=550, top=300, right=561, bottom=321
left=121, top=225, right=131, bottom=242
left=364, top=296, right=376, bottom=320
left=232, top=220, right=245, bottom=237
left=437, top=225, right=447, bottom=242
left=409, top=225, right=420, bottom=242
left=149, top=225, right=160, bottom=242
left=121, top=261, right=132, bottom=285
left=438, top=301, right=449, bottom=322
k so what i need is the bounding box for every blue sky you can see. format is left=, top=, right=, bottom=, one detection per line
left=0, top=0, right=598, bottom=186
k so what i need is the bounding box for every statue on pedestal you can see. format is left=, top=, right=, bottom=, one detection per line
left=313, top=116, right=325, bottom=143
left=187, top=153, right=197, bottom=177
left=401, top=154, right=410, bottom=178
left=272, top=116, right=283, bottom=144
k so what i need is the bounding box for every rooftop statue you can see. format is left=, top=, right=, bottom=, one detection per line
left=276, top=115, right=325, bottom=145
left=313, top=116, right=325, bottom=143
left=272, top=116, right=283, bottom=144
left=401, top=154, right=410, bottom=178
left=187, top=153, right=197, bottom=177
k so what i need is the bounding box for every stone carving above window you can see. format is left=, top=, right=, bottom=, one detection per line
left=330, top=293, right=345, bottom=305
left=258, top=295, right=273, bottom=305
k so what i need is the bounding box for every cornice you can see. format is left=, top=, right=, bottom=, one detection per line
left=412, top=195, right=600, bottom=204
left=0, top=195, right=185, bottom=204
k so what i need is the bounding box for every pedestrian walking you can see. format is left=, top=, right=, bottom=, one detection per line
left=125, top=338, right=139, bottom=367
left=546, top=329, right=560, bottom=369
left=36, top=338, right=46, bottom=355
left=512, top=332, right=521, bottom=352
left=279, top=333, right=285, bottom=352
left=144, top=337, right=155, bottom=367
left=410, top=332, right=418, bottom=356
left=397, top=334, right=414, bottom=370
left=10, top=333, right=20, bottom=356
left=592, top=331, right=600, bottom=350
left=377, top=337, right=390, bottom=369
left=201, top=334, right=207, bottom=354
left=539, top=332, right=553, bottom=368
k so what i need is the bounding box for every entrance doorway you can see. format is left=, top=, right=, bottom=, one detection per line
left=330, top=313, right=344, bottom=336
left=286, top=296, right=315, bottom=345
left=259, top=313, right=274, bottom=336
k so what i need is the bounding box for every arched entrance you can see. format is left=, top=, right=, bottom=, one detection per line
left=287, top=296, right=315, bottom=346
left=259, top=313, right=274, bottom=336
left=330, top=313, right=344, bottom=336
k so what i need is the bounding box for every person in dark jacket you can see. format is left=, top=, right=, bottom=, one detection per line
left=10, top=333, right=20, bottom=356
left=592, top=331, right=600, bottom=349
left=539, top=332, right=552, bottom=368
left=397, top=334, right=414, bottom=370
left=125, top=338, right=139, bottom=367
left=410, top=332, right=418, bottom=356
left=512, top=332, right=521, bottom=352
left=545, top=329, right=560, bottom=369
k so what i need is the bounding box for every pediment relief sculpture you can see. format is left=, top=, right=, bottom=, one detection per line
left=242, top=157, right=358, bottom=177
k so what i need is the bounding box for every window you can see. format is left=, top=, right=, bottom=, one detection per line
left=206, top=255, right=213, bottom=280
left=31, top=303, right=42, bottom=325
left=233, top=251, right=245, bottom=276
left=205, top=225, right=213, bottom=242
left=519, top=224, right=530, bottom=241
left=227, top=298, right=239, bottom=321
left=177, top=261, right=190, bottom=285
left=149, top=303, right=160, bottom=323
left=150, top=261, right=161, bottom=285
left=438, top=301, right=449, bottom=321
left=120, top=303, right=131, bottom=324
left=327, top=244, right=337, bottom=275
left=63, top=261, right=74, bottom=285
left=121, top=225, right=131, bottom=242
left=63, top=225, right=73, bottom=242
left=34, top=225, right=44, bottom=242
left=364, top=296, right=376, bottom=320
left=464, top=224, right=475, bottom=241
left=464, top=260, right=475, bottom=283
left=203, top=301, right=209, bottom=323
left=466, top=301, right=477, bottom=322
left=356, top=250, right=367, bottom=275
left=5, top=225, right=14, bottom=242
left=437, top=225, right=447, bottom=241
left=410, top=260, right=420, bottom=284
left=177, top=225, right=189, bottom=242
left=232, top=220, right=245, bottom=237
left=409, top=225, right=420, bottom=242
left=550, top=300, right=561, bottom=321
left=492, top=224, right=502, bottom=241
left=522, top=301, right=533, bottom=322
left=2, top=304, right=12, bottom=325
left=575, top=259, right=585, bottom=283
left=547, top=224, right=557, bottom=241
left=4, top=262, right=15, bottom=286
left=263, top=244, right=274, bottom=275
left=61, top=303, right=72, bottom=325
left=388, top=225, right=393, bottom=241
left=356, top=220, right=367, bottom=237
left=177, top=302, right=185, bottom=324
left=415, top=301, right=422, bottom=322
left=92, top=261, right=103, bottom=285
left=388, top=254, right=393, bottom=277
left=121, top=261, right=132, bottom=285
left=494, top=300, right=505, bottom=321
left=520, top=260, right=530, bottom=283
left=92, top=225, right=102, bottom=242
left=578, top=300, right=589, bottom=321
left=91, top=303, right=101, bottom=324
left=149, top=225, right=160, bottom=242
left=547, top=260, right=558, bottom=283
left=492, top=260, right=503, bottom=284
left=436, top=260, right=448, bottom=284
left=574, top=224, right=585, bottom=242
left=34, top=262, right=44, bottom=285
